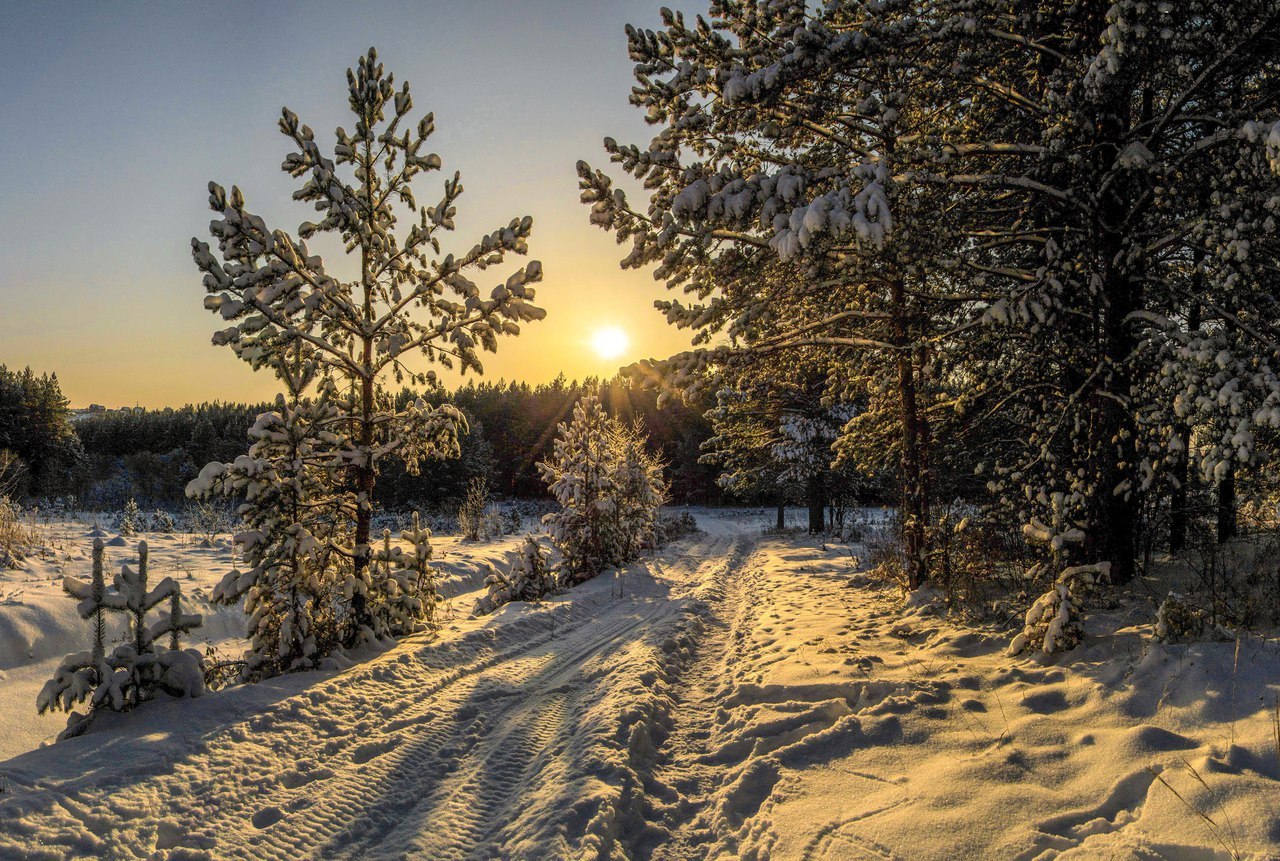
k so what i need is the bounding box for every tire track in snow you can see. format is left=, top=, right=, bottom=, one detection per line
left=184, top=578, right=681, bottom=860
left=0, top=529, right=753, bottom=860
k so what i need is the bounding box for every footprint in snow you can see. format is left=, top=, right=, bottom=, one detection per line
left=251, top=806, right=284, bottom=829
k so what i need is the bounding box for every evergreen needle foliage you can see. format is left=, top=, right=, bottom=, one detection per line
left=186, top=48, right=544, bottom=677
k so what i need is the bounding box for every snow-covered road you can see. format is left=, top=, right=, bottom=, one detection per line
left=3, top=512, right=1280, bottom=860
left=0, top=522, right=761, bottom=859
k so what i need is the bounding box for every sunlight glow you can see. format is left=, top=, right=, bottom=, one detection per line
left=590, top=326, right=629, bottom=360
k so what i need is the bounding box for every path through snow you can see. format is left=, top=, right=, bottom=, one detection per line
left=2, top=512, right=1279, bottom=859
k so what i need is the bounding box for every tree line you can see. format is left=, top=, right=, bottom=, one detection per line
left=0, top=374, right=733, bottom=510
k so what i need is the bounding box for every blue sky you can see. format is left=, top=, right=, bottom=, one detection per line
left=0, top=1, right=693, bottom=406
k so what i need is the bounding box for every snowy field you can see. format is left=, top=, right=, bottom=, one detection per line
left=1, top=509, right=1278, bottom=859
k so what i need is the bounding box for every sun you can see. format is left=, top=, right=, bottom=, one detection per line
left=590, top=326, right=630, bottom=360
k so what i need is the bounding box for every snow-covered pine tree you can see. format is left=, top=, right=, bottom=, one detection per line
left=193, top=388, right=349, bottom=677
left=582, top=4, right=969, bottom=588
left=189, top=48, right=544, bottom=670
left=38, top=539, right=204, bottom=740
left=538, top=392, right=668, bottom=585
left=696, top=355, right=859, bottom=534
left=611, top=420, right=668, bottom=558
left=539, top=393, right=618, bottom=584
left=368, top=513, right=440, bottom=638
left=36, top=538, right=110, bottom=734
left=120, top=498, right=140, bottom=537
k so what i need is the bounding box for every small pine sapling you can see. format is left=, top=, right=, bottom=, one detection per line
left=37, top=539, right=205, bottom=740
left=198, top=395, right=348, bottom=678
left=120, top=498, right=140, bottom=537
left=503, top=506, right=524, bottom=534
left=36, top=539, right=110, bottom=736
left=475, top=534, right=554, bottom=614
left=459, top=477, right=501, bottom=542
left=539, top=393, right=668, bottom=585
left=1008, top=563, right=1109, bottom=657
left=365, top=515, right=440, bottom=640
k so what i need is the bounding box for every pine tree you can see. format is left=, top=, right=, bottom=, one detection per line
left=38, top=539, right=204, bottom=740
left=195, top=392, right=349, bottom=677
left=188, top=48, right=544, bottom=673
left=581, top=5, right=964, bottom=587
left=120, top=498, right=140, bottom=536
left=538, top=392, right=667, bottom=584
left=0, top=364, right=82, bottom=497
left=368, top=513, right=440, bottom=639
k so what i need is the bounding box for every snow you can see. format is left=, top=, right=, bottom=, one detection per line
left=1, top=510, right=1278, bottom=859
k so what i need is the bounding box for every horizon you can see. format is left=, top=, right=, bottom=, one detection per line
left=0, top=1, right=693, bottom=408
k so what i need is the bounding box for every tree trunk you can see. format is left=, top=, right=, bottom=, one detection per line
left=1216, top=466, right=1237, bottom=544
left=1087, top=91, right=1143, bottom=585
left=807, top=473, right=825, bottom=534
left=352, top=366, right=374, bottom=631
left=892, top=279, right=928, bottom=590
left=352, top=214, right=376, bottom=634
left=1169, top=298, right=1201, bottom=553
left=1094, top=393, right=1139, bottom=584
left=776, top=500, right=786, bottom=531
left=1168, top=478, right=1188, bottom=553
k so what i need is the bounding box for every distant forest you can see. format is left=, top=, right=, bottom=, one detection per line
left=1, top=369, right=736, bottom=510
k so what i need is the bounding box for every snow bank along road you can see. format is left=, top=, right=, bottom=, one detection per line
left=2, top=512, right=1280, bottom=859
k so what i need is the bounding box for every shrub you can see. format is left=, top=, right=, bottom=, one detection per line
left=186, top=500, right=231, bottom=547
left=1008, top=563, right=1110, bottom=657
left=657, top=510, right=700, bottom=543
left=458, top=478, right=503, bottom=542
left=475, top=535, right=555, bottom=614
left=0, top=494, right=32, bottom=569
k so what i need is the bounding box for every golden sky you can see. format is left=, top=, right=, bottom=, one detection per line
left=0, top=2, right=697, bottom=407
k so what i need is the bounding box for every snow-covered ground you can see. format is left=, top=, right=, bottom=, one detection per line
left=1, top=509, right=1278, bottom=859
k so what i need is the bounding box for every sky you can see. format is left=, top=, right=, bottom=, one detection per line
left=0, top=1, right=697, bottom=408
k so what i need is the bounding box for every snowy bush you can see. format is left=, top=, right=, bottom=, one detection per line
left=1154, top=592, right=1207, bottom=643
left=1153, top=592, right=1233, bottom=644
left=538, top=394, right=667, bottom=585
left=0, top=493, right=32, bottom=569
left=474, top=534, right=554, bottom=615
left=37, top=538, right=205, bottom=740
left=657, top=510, right=700, bottom=544
left=119, top=498, right=140, bottom=537
left=186, top=499, right=231, bottom=547
left=458, top=478, right=503, bottom=542
left=149, top=509, right=176, bottom=533
left=1008, top=563, right=1109, bottom=657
